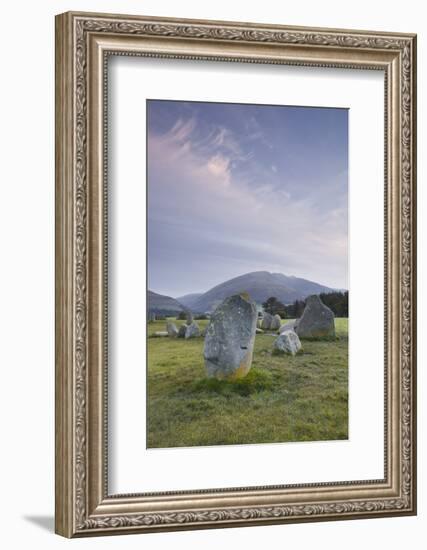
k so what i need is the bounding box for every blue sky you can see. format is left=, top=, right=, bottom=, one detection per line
left=147, top=100, right=348, bottom=298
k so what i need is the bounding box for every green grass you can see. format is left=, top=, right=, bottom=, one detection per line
left=147, top=318, right=348, bottom=448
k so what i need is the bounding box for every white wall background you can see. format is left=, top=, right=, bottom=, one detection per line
left=0, top=1, right=424, bottom=548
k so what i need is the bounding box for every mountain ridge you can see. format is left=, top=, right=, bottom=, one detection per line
left=189, top=271, right=339, bottom=313
left=176, top=292, right=203, bottom=309
left=149, top=271, right=343, bottom=314
left=147, top=290, right=185, bottom=316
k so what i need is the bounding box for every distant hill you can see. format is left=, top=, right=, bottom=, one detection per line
left=187, top=271, right=339, bottom=313
left=148, top=290, right=185, bottom=316
left=176, top=293, right=203, bottom=309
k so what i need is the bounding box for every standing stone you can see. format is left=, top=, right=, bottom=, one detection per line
left=186, top=310, right=194, bottom=324
left=280, top=320, right=298, bottom=334
left=295, top=295, right=335, bottom=339
left=260, top=312, right=273, bottom=330
left=166, top=321, right=178, bottom=338
left=185, top=321, right=200, bottom=339
left=270, top=314, right=281, bottom=331
left=273, top=331, right=302, bottom=356
left=177, top=325, right=187, bottom=338
left=204, top=293, right=257, bottom=380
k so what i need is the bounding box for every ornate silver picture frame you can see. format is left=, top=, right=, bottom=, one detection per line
left=55, top=11, right=417, bottom=537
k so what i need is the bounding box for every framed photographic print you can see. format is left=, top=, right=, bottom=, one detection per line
left=55, top=11, right=417, bottom=537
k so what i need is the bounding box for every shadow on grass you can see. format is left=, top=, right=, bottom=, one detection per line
left=189, top=368, right=274, bottom=397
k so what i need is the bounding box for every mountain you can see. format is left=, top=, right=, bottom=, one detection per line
left=148, top=290, right=185, bottom=316
left=176, top=293, right=203, bottom=309
left=188, top=271, right=339, bottom=313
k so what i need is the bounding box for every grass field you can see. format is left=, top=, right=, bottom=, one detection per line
left=147, top=318, right=348, bottom=448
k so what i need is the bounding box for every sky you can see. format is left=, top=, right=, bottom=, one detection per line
left=147, top=100, right=348, bottom=298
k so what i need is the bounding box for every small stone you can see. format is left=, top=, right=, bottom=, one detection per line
left=177, top=325, right=187, bottom=338
left=153, top=331, right=168, bottom=337
left=256, top=327, right=264, bottom=334
left=270, top=314, right=281, bottom=331
left=185, top=321, right=200, bottom=339
left=279, top=320, right=297, bottom=334
left=273, top=331, right=302, bottom=356
left=260, top=312, right=273, bottom=330
left=166, top=321, right=179, bottom=337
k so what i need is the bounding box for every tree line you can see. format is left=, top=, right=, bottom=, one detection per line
left=262, top=291, right=348, bottom=318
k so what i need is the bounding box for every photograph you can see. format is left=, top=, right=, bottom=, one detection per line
left=146, top=99, right=349, bottom=449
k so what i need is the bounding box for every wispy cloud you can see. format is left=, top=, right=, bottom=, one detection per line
left=165, top=117, right=195, bottom=142
left=147, top=101, right=348, bottom=296
left=206, top=154, right=231, bottom=184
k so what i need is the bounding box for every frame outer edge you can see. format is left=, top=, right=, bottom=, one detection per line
left=409, top=34, right=417, bottom=514
left=55, top=12, right=75, bottom=538
left=62, top=10, right=416, bottom=40
left=54, top=10, right=417, bottom=537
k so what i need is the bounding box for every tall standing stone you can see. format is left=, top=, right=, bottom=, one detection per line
left=186, top=310, right=194, bottom=324
left=204, top=293, right=257, bottom=380
left=295, top=295, right=335, bottom=339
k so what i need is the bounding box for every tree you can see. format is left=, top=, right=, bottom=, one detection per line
left=262, top=296, right=287, bottom=317
left=264, top=291, right=349, bottom=319
left=283, top=299, right=305, bottom=319
left=319, top=291, right=348, bottom=317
